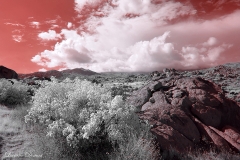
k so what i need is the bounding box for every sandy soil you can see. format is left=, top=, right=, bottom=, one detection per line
left=0, top=105, right=43, bottom=160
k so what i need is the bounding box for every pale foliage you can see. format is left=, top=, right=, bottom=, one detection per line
left=25, top=78, right=144, bottom=148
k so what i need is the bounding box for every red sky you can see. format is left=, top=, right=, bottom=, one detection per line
left=0, top=0, right=240, bottom=73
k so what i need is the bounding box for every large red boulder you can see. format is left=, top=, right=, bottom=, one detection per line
left=0, top=66, right=18, bottom=79
left=128, top=76, right=240, bottom=153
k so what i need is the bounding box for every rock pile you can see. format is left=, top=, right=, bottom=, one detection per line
left=128, top=72, right=240, bottom=153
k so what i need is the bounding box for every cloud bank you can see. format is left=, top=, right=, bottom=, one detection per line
left=32, top=0, right=240, bottom=72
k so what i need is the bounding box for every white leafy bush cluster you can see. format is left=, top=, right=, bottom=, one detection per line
left=25, top=78, right=144, bottom=148
left=0, top=79, right=32, bottom=105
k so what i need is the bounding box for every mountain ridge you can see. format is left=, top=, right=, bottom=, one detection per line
left=18, top=68, right=98, bottom=79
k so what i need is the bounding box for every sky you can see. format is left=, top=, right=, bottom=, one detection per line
left=0, top=0, right=240, bottom=73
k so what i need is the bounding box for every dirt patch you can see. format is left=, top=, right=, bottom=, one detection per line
left=0, top=105, right=43, bottom=160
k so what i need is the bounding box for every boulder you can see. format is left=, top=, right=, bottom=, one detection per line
left=151, top=71, right=160, bottom=77
left=128, top=76, right=240, bottom=153
left=0, top=66, right=18, bottom=79
left=128, top=86, right=152, bottom=110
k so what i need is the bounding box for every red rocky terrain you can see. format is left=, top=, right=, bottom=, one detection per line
left=128, top=62, right=240, bottom=153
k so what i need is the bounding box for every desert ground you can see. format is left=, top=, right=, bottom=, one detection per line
left=0, top=63, right=240, bottom=160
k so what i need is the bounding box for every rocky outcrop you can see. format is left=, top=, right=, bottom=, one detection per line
left=0, top=66, right=18, bottom=79
left=128, top=74, right=240, bottom=153
left=179, top=63, right=240, bottom=102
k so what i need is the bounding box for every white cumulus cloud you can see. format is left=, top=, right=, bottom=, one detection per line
left=32, top=0, right=240, bottom=72
left=38, top=30, right=62, bottom=40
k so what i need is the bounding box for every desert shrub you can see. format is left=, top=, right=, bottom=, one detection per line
left=25, top=77, right=158, bottom=159
left=110, top=85, right=134, bottom=100
left=0, top=79, right=32, bottom=106
left=109, top=129, right=160, bottom=160
left=111, top=86, right=125, bottom=97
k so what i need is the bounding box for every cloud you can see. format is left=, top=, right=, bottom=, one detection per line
left=64, top=48, right=92, bottom=63
left=50, top=25, right=59, bottom=29
left=181, top=38, right=232, bottom=68
left=32, top=30, right=93, bottom=68
left=126, top=32, right=183, bottom=71
left=38, top=30, right=62, bottom=40
left=67, top=22, right=72, bottom=28
left=12, top=35, right=24, bottom=42
left=4, top=23, right=25, bottom=27
left=32, top=1, right=240, bottom=72
left=74, top=0, right=103, bottom=12
left=33, top=31, right=181, bottom=71
left=39, top=68, right=47, bottom=72
left=33, top=29, right=231, bottom=72
left=203, top=37, right=218, bottom=46
left=12, top=29, right=24, bottom=42
left=45, top=19, right=57, bottom=24
left=30, top=21, right=40, bottom=28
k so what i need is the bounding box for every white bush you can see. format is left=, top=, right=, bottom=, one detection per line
left=25, top=78, right=144, bottom=148
left=25, top=79, right=158, bottom=159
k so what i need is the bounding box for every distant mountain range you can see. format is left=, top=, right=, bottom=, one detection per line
left=18, top=68, right=98, bottom=79
left=1, top=61, right=240, bottom=81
